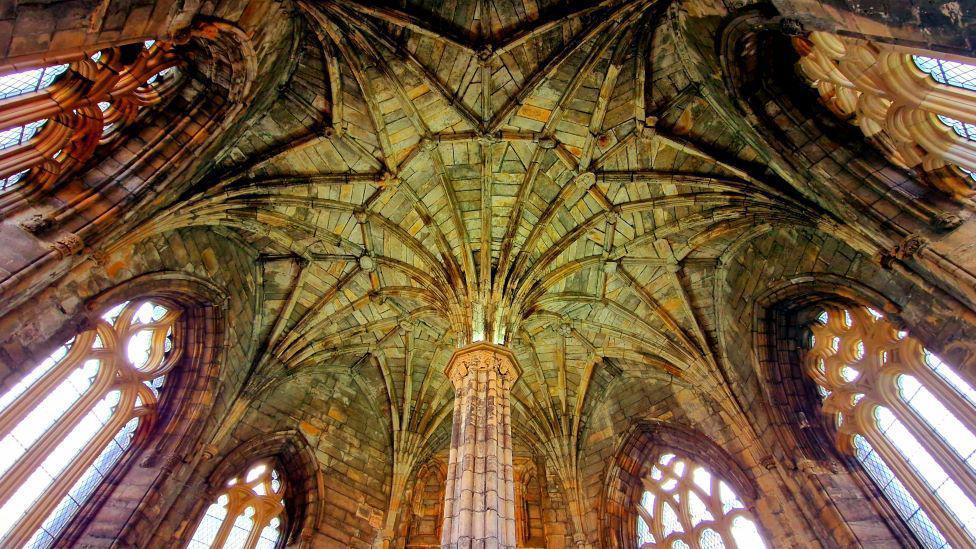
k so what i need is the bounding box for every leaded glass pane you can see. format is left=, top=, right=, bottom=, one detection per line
left=27, top=417, right=139, bottom=549
left=0, top=65, right=68, bottom=100
left=637, top=512, right=655, bottom=545
left=0, top=119, right=46, bottom=151
left=937, top=114, right=976, bottom=141
left=0, top=300, right=175, bottom=546
left=0, top=358, right=100, bottom=478
left=0, top=170, right=27, bottom=190
left=730, top=516, right=767, bottom=549
left=853, top=434, right=949, bottom=548
left=914, top=55, right=976, bottom=91
left=224, top=506, right=255, bottom=547
left=0, top=390, right=120, bottom=541
left=634, top=452, right=766, bottom=548
left=924, top=350, right=976, bottom=407
left=897, top=374, right=976, bottom=472
left=661, top=502, right=682, bottom=535
left=188, top=503, right=227, bottom=548
left=699, top=528, right=725, bottom=549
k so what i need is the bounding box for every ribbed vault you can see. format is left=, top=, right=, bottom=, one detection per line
left=120, top=0, right=831, bottom=534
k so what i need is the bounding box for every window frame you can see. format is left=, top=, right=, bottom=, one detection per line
left=187, top=458, right=289, bottom=549
left=0, top=297, right=184, bottom=547
left=803, top=303, right=976, bottom=548
left=0, top=39, right=182, bottom=198
left=633, top=450, right=767, bottom=549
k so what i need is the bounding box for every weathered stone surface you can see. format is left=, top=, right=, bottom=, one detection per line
left=0, top=0, right=973, bottom=547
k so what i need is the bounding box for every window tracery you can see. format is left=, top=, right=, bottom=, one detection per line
left=0, top=299, right=180, bottom=548
left=0, top=39, right=181, bottom=193
left=634, top=452, right=766, bottom=549
left=188, top=460, right=286, bottom=549
left=806, top=305, right=976, bottom=547
left=794, top=32, right=976, bottom=196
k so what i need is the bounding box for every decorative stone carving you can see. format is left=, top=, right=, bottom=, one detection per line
left=796, top=31, right=976, bottom=192
left=881, top=233, right=929, bottom=268
left=19, top=213, right=53, bottom=234
left=49, top=233, right=84, bottom=259
left=933, top=212, right=962, bottom=231
left=441, top=343, right=521, bottom=548
left=359, top=254, right=376, bottom=272
left=778, top=17, right=805, bottom=36
left=379, top=171, right=400, bottom=189
left=478, top=45, right=494, bottom=64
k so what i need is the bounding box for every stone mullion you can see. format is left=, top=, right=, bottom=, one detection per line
left=0, top=329, right=97, bottom=438
left=909, top=360, right=976, bottom=439
left=212, top=490, right=249, bottom=548
left=862, top=425, right=973, bottom=547
left=883, top=391, right=976, bottom=505
left=6, top=394, right=136, bottom=547
left=0, top=359, right=117, bottom=510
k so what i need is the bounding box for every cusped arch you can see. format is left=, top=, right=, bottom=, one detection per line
left=751, top=273, right=901, bottom=464
left=202, top=430, right=323, bottom=546
left=600, top=419, right=759, bottom=548
left=0, top=270, right=231, bottom=546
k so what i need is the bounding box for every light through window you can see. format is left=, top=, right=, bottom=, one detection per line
left=0, top=64, right=68, bottom=101
left=911, top=55, right=976, bottom=142
left=807, top=305, right=976, bottom=548
left=0, top=300, right=181, bottom=548
left=914, top=56, right=976, bottom=92
left=635, top=452, right=766, bottom=548
left=0, top=41, right=180, bottom=193
left=187, top=461, right=285, bottom=549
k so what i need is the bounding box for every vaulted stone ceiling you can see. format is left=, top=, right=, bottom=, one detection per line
left=146, top=0, right=826, bottom=468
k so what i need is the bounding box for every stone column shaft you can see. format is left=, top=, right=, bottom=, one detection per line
left=441, top=343, right=521, bottom=548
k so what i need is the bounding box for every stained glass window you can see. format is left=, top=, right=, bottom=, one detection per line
left=0, top=300, right=181, bottom=547
left=187, top=461, right=286, bottom=548
left=807, top=305, right=976, bottom=548
left=635, top=452, right=766, bottom=548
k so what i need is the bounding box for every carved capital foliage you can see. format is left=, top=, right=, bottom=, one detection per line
left=49, top=232, right=84, bottom=259
left=444, top=342, right=522, bottom=388
left=881, top=233, right=929, bottom=268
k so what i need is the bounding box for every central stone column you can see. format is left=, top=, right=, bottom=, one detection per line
left=441, top=342, right=521, bottom=548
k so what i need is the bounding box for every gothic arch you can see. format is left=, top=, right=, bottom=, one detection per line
left=195, top=430, right=323, bottom=547
left=600, top=420, right=760, bottom=548
left=0, top=270, right=230, bottom=546
left=400, top=456, right=447, bottom=547
left=750, top=274, right=920, bottom=545
left=717, top=6, right=966, bottom=231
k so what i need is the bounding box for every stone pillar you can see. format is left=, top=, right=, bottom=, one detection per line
left=441, top=342, right=521, bottom=548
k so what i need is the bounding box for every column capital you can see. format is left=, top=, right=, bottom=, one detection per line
left=444, top=342, right=522, bottom=388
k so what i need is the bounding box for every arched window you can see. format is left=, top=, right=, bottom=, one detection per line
left=914, top=56, right=976, bottom=150
left=0, top=39, right=181, bottom=193
left=806, top=305, right=976, bottom=547
left=634, top=451, right=766, bottom=549
left=795, top=32, right=976, bottom=194
left=0, top=299, right=181, bottom=547
left=188, top=460, right=286, bottom=549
